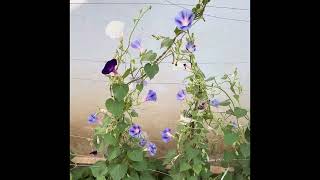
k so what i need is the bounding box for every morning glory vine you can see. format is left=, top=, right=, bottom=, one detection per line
left=70, top=0, right=250, bottom=179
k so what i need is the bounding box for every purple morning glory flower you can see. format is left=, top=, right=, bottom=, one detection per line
left=102, top=59, right=118, bottom=75
left=88, top=113, right=97, bottom=124
left=176, top=90, right=186, bottom=101
left=147, top=142, right=157, bottom=156
left=129, top=124, right=142, bottom=138
left=145, top=90, right=157, bottom=101
left=210, top=99, right=220, bottom=107
left=139, top=138, right=147, bottom=147
left=161, top=128, right=173, bottom=143
left=186, top=42, right=196, bottom=52
left=175, top=9, right=195, bottom=31
left=135, top=78, right=147, bottom=86
left=130, top=39, right=143, bottom=52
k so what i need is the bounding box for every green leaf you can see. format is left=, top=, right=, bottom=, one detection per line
left=127, top=149, right=144, bottom=162
left=97, top=176, right=106, bottom=180
left=125, top=171, right=140, bottom=180
left=141, top=50, right=157, bottom=62
left=240, top=143, right=250, bottom=158
left=144, top=63, right=159, bottom=80
left=104, top=133, right=117, bottom=146
left=224, top=133, right=238, bottom=145
left=161, top=37, right=174, bottom=48
left=112, top=84, right=129, bottom=101
left=107, top=146, right=121, bottom=161
left=234, top=94, right=240, bottom=102
left=136, top=83, right=143, bottom=92
left=109, top=164, right=128, bottom=180
left=174, top=27, right=183, bottom=36
left=188, top=176, right=198, bottom=180
left=162, top=177, right=173, bottom=180
left=130, top=110, right=138, bottom=117
left=132, top=161, right=148, bottom=171
left=163, top=149, right=177, bottom=165
left=180, top=162, right=192, bottom=172
left=223, top=151, right=235, bottom=162
left=70, top=173, right=72, bottom=180
left=223, top=172, right=232, bottom=180
left=105, top=98, right=124, bottom=117
left=71, top=167, right=93, bottom=180
left=122, top=68, right=131, bottom=79
left=234, top=107, right=247, bottom=118
left=205, top=76, right=215, bottom=82
left=186, top=148, right=199, bottom=160
left=90, top=161, right=108, bottom=177
left=192, top=164, right=202, bottom=175
left=140, top=172, right=155, bottom=180
left=102, top=116, right=112, bottom=126
left=219, top=100, right=231, bottom=106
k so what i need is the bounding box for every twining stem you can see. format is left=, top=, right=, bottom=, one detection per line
left=127, top=35, right=179, bottom=85
left=147, top=169, right=171, bottom=177
left=119, top=7, right=151, bottom=62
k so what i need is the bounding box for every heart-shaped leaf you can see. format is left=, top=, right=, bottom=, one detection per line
left=112, top=83, right=129, bottom=101
left=141, top=50, right=157, bottom=62
left=234, top=107, right=247, bottom=118
left=161, top=37, right=174, bottom=49
left=105, top=98, right=124, bottom=117
left=127, top=149, right=144, bottom=162
left=109, top=164, right=128, bottom=180
left=144, top=63, right=159, bottom=80
left=90, top=161, right=108, bottom=177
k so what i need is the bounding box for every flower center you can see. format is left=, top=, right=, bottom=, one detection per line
left=134, top=128, right=140, bottom=134
left=166, top=132, right=173, bottom=137
left=181, top=18, right=189, bottom=26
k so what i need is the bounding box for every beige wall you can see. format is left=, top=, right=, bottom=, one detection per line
left=70, top=0, right=250, bottom=157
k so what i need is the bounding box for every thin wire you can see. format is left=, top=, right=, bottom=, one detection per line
left=71, top=77, right=181, bottom=84
left=70, top=58, right=249, bottom=64
left=70, top=1, right=250, bottom=22
left=70, top=77, right=250, bottom=95
left=163, top=0, right=250, bottom=22
left=69, top=2, right=249, bottom=11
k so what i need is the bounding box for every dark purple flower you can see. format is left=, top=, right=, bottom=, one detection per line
left=130, top=39, right=143, bottom=52
left=89, top=150, right=98, bottom=156
left=176, top=90, right=186, bottom=100
left=134, top=78, right=147, bottom=86
left=102, top=59, right=118, bottom=75
left=161, top=128, right=173, bottom=143
left=88, top=113, right=97, bottom=124
left=129, top=124, right=142, bottom=138
left=147, top=142, right=157, bottom=156
left=210, top=99, right=220, bottom=107
left=186, top=42, right=196, bottom=52
left=175, top=9, right=195, bottom=31
left=139, top=138, right=147, bottom=147
left=145, top=90, right=157, bottom=101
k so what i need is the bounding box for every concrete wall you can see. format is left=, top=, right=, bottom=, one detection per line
left=70, top=0, right=250, bottom=157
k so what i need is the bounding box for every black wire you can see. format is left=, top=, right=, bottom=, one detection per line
left=70, top=1, right=250, bottom=22
left=70, top=2, right=249, bottom=11
left=70, top=58, right=249, bottom=64
left=163, top=0, right=250, bottom=22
